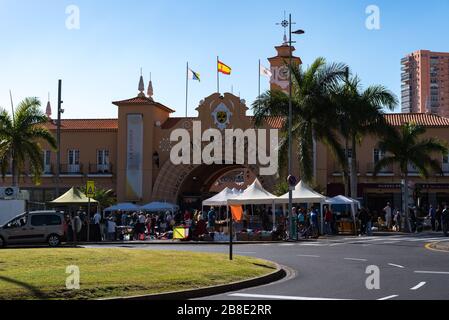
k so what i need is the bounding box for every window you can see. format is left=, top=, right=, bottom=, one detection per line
left=68, top=150, right=80, bottom=173
left=31, top=215, right=61, bottom=227
left=443, top=153, right=449, bottom=164
left=373, top=149, right=385, bottom=163
left=97, top=150, right=110, bottom=172
left=68, top=150, right=80, bottom=165
left=43, top=150, right=51, bottom=173
left=344, top=149, right=353, bottom=159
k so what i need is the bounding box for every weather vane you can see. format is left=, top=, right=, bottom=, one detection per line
left=276, top=11, right=295, bottom=44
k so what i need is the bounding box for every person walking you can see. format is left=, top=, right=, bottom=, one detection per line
left=436, top=205, right=443, bottom=232
left=383, top=202, right=392, bottom=231
left=107, top=217, right=117, bottom=241
left=393, top=210, right=401, bottom=232
left=207, top=207, right=216, bottom=233
left=358, top=208, right=368, bottom=236
left=428, top=205, right=436, bottom=231
left=93, top=211, right=102, bottom=241
left=442, top=204, right=449, bottom=237
left=324, top=206, right=333, bottom=235
left=366, top=209, right=373, bottom=236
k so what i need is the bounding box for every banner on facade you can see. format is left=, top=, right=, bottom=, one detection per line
left=126, top=114, right=143, bottom=200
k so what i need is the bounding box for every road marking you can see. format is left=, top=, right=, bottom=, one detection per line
left=299, top=243, right=325, bottom=246
left=279, top=243, right=295, bottom=246
left=410, top=282, right=426, bottom=290
left=344, top=258, right=368, bottom=262
left=378, top=295, right=399, bottom=300
left=297, top=254, right=320, bottom=258
left=381, top=241, right=398, bottom=244
left=361, top=244, right=373, bottom=247
left=414, top=271, right=449, bottom=275
left=388, top=263, right=405, bottom=269
left=329, top=243, right=344, bottom=247
left=228, top=293, right=348, bottom=300
left=425, top=242, right=449, bottom=253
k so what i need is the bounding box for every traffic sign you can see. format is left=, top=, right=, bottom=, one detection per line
left=86, top=181, right=95, bottom=198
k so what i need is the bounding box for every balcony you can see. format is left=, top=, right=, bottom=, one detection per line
left=366, top=162, right=394, bottom=176
left=59, top=163, right=83, bottom=176
left=88, top=163, right=113, bottom=177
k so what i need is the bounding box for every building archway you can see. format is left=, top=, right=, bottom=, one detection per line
left=151, top=160, right=277, bottom=204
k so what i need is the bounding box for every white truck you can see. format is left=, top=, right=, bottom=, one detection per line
left=0, top=187, right=28, bottom=226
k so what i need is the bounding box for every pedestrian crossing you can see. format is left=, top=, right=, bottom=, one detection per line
left=272, top=235, right=447, bottom=248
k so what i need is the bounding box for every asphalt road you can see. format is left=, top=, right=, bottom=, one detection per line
left=85, top=233, right=449, bottom=300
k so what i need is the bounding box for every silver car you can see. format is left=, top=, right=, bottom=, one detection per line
left=0, top=211, right=65, bottom=247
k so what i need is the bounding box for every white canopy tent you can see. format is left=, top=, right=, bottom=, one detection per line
left=202, top=188, right=235, bottom=206
left=276, top=181, right=328, bottom=233
left=104, top=203, right=141, bottom=212
left=326, top=195, right=361, bottom=234
left=140, top=201, right=179, bottom=213
left=227, top=179, right=279, bottom=230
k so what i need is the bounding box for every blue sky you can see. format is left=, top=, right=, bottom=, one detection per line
left=1, top=0, right=449, bottom=118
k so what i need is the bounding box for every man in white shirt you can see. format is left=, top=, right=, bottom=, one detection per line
left=93, top=211, right=102, bottom=241
left=383, top=202, right=392, bottom=231
left=107, top=218, right=117, bottom=241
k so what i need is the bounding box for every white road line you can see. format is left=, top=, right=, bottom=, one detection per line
left=388, top=263, right=405, bottom=269
left=409, top=237, right=445, bottom=242
left=299, top=243, right=326, bottom=246
left=329, top=243, right=344, bottom=247
left=297, top=254, right=320, bottom=258
left=228, top=293, right=348, bottom=301
left=382, top=241, right=398, bottom=244
left=378, top=295, right=399, bottom=300
left=344, top=258, right=368, bottom=262
left=410, top=282, right=426, bottom=290
left=414, top=271, right=449, bottom=275
left=361, top=244, right=373, bottom=247
left=279, top=243, right=295, bottom=246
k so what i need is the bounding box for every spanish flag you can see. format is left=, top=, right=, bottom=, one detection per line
left=218, top=60, right=232, bottom=75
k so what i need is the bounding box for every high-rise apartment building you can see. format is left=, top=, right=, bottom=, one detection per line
left=401, top=50, right=449, bottom=117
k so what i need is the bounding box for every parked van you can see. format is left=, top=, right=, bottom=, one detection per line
left=0, top=211, right=65, bottom=247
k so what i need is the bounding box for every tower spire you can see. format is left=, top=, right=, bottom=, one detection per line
left=147, top=72, right=154, bottom=100
left=45, top=92, right=52, bottom=118
left=138, top=68, right=145, bottom=97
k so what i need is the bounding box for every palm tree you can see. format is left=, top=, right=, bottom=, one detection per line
left=80, top=187, right=116, bottom=212
left=0, top=97, right=57, bottom=185
left=374, top=123, right=448, bottom=232
left=253, top=57, right=348, bottom=184
left=331, top=74, right=398, bottom=199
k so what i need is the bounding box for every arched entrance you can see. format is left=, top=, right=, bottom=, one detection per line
left=151, top=161, right=277, bottom=206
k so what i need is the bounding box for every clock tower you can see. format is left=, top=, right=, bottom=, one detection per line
left=268, top=44, right=302, bottom=93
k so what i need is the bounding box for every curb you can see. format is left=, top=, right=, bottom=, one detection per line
left=76, top=240, right=286, bottom=246
left=99, top=261, right=287, bottom=301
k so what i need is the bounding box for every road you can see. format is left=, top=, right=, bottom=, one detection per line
left=85, top=233, right=449, bottom=300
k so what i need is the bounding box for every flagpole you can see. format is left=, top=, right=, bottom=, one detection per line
left=217, top=56, right=220, bottom=94
left=185, top=62, right=189, bottom=117
left=258, top=59, right=261, bottom=99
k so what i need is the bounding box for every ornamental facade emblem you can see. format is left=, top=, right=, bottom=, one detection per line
left=212, top=103, right=232, bottom=130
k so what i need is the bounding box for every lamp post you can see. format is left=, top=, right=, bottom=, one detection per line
left=284, top=13, right=305, bottom=240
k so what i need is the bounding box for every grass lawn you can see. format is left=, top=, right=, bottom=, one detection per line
left=0, top=248, right=275, bottom=300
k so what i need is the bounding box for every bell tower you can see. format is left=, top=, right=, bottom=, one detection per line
left=268, top=44, right=302, bottom=93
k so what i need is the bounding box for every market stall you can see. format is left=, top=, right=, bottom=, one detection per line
left=202, top=187, right=240, bottom=235
left=227, top=179, right=279, bottom=240
left=326, top=195, right=361, bottom=235
left=140, top=201, right=179, bottom=213
left=104, top=203, right=140, bottom=213
left=276, top=181, right=327, bottom=233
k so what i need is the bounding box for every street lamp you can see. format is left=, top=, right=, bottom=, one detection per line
left=286, top=14, right=305, bottom=241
